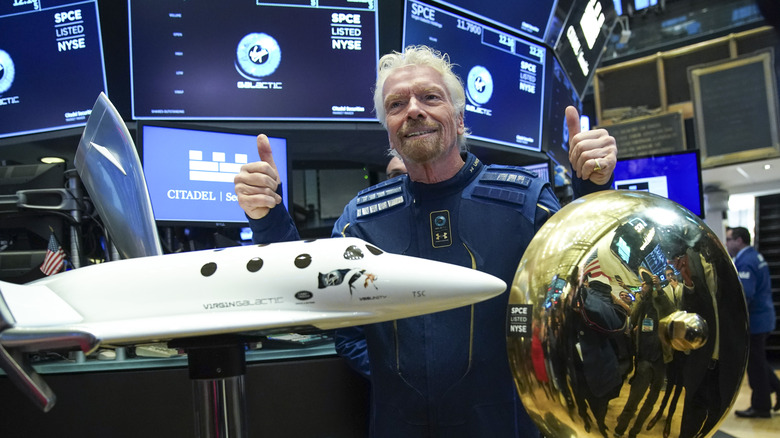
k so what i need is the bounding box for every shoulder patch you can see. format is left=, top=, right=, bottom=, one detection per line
left=479, top=167, right=535, bottom=188
left=356, top=180, right=406, bottom=218
left=469, top=165, right=542, bottom=206
left=472, top=186, right=526, bottom=206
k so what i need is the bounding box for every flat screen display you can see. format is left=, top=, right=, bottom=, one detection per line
left=0, top=0, right=107, bottom=138
left=128, top=0, right=378, bottom=121
left=140, top=124, right=289, bottom=225
left=428, top=0, right=556, bottom=43
left=403, top=0, right=547, bottom=152
left=613, top=150, right=704, bottom=218
left=521, top=161, right=552, bottom=184
left=543, top=53, right=582, bottom=182
left=554, top=0, right=617, bottom=98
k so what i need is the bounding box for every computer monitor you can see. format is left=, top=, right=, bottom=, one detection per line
left=613, top=149, right=704, bottom=218
left=0, top=0, right=107, bottom=138
left=139, top=123, right=290, bottom=226
left=520, top=160, right=552, bottom=184
left=543, top=53, right=582, bottom=185
left=128, top=0, right=379, bottom=121
left=403, top=0, right=547, bottom=152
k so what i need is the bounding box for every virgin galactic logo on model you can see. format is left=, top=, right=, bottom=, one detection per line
left=235, top=32, right=282, bottom=89
left=465, top=65, right=493, bottom=116
left=0, top=49, right=15, bottom=94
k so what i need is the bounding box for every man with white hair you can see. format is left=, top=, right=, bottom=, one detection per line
left=234, top=45, right=617, bottom=437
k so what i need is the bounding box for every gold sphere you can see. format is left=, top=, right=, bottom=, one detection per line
left=507, top=190, right=748, bottom=438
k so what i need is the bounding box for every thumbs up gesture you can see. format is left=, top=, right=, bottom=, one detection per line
left=566, top=106, right=617, bottom=186
left=234, top=134, right=282, bottom=220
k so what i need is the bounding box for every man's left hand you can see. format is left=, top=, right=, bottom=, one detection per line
left=566, top=106, right=617, bottom=186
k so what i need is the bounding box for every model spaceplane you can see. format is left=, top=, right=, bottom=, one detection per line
left=0, top=93, right=507, bottom=412
left=0, top=237, right=505, bottom=411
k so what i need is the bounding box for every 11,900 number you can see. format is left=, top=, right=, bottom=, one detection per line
left=456, top=19, right=482, bottom=35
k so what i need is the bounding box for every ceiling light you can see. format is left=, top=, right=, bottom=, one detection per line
left=40, top=156, right=65, bottom=164
left=735, top=166, right=750, bottom=179
left=764, top=164, right=772, bottom=170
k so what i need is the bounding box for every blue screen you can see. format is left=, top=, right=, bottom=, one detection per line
left=141, top=125, right=288, bottom=224
left=129, top=0, right=378, bottom=121
left=613, top=150, right=704, bottom=217
left=404, top=0, right=547, bottom=151
left=0, top=0, right=107, bottom=138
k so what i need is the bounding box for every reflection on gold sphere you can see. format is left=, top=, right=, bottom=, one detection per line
left=507, top=190, right=748, bottom=438
left=660, top=310, right=709, bottom=352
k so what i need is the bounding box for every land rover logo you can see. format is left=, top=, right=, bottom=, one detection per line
left=295, top=291, right=313, bottom=301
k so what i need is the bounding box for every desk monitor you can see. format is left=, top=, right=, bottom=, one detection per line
left=521, top=160, right=552, bottom=184
left=613, top=149, right=704, bottom=218
left=139, top=123, right=289, bottom=227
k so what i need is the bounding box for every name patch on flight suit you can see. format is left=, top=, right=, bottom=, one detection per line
left=429, top=210, right=452, bottom=248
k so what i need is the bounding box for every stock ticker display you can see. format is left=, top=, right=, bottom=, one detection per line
left=404, top=0, right=547, bottom=151
left=129, top=0, right=379, bottom=121
left=0, top=0, right=107, bottom=138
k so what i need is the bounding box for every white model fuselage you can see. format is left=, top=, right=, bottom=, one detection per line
left=0, top=237, right=505, bottom=353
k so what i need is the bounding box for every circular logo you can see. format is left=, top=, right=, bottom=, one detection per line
left=235, top=33, right=281, bottom=80
left=295, top=291, right=313, bottom=301
left=466, top=66, right=493, bottom=106
left=0, top=49, right=15, bottom=94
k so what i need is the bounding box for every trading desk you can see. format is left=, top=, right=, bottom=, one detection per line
left=0, top=343, right=370, bottom=438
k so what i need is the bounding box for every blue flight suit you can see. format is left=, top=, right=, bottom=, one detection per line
left=733, top=245, right=779, bottom=414
left=734, top=246, right=775, bottom=335
left=248, top=152, right=610, bottom=437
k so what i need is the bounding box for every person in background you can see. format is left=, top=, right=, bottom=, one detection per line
left=385, top=155, right=407, bottom=179
left=234, top=45, right=617, bottom=437
left=619, top=290, right=635, bottom=309
left=726, top=226, right=780, bottom=418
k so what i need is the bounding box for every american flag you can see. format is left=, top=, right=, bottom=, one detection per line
left=40, top=232, right=65, bottom=276
left=582, top=250, right=610, bottom=282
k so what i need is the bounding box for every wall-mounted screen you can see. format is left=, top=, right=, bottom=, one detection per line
left=0, top=0, right=107, bottom=139
left=613, top=149, right=704, bottom=218
left=543, top=53, right=582, bottom=182
left=403, top=0, right=547, bottom=152
left=129, top=0, right=378, bottom=121
left=139, top=124, right=289, bottom=226
left=428, top=0, right=557, bottom=43
left=554, top=0, right=618, bottom=99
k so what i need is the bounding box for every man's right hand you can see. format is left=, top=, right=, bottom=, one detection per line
left=234, top=134, right=282, bottom=219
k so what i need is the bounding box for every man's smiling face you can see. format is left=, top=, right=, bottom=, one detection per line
left=382, top=65, right=464, bottom=164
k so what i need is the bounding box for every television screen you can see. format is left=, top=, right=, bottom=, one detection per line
left=0, top=0, right=107, bottom=138
left=553, top=0, right=618, bottom=99
left=427, top=0, right=556, bottom=43
left=612, top=149, right=704, bottom=218
left=543, top=53, right=582, bottom=183
left=128, top=0, right=378, bottom=121
left=403, top=0, right=547, bottom=152
left=139, top=124, right=289, bottom=225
